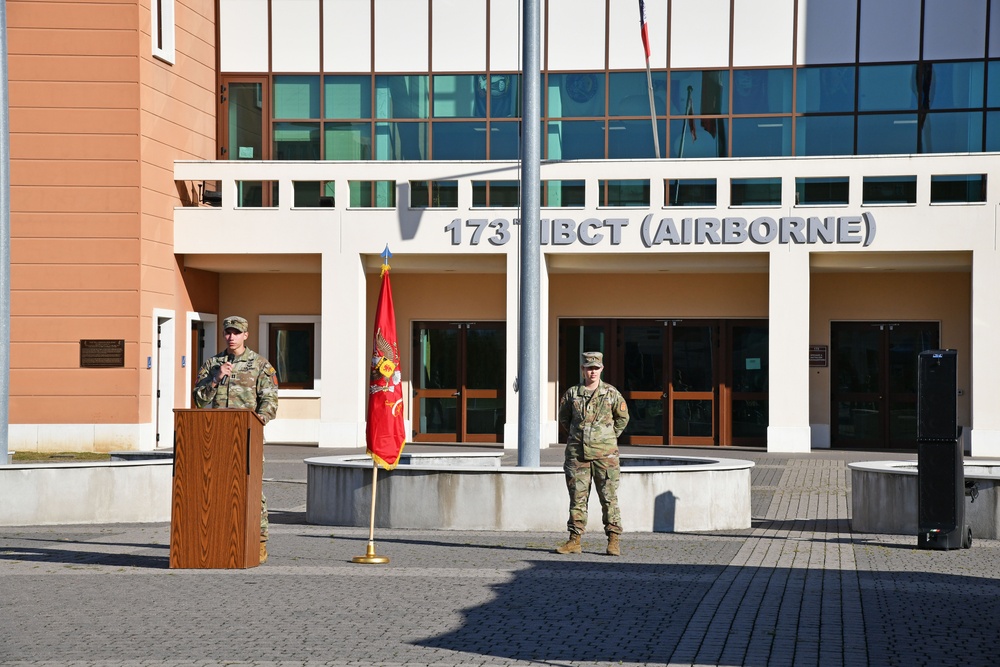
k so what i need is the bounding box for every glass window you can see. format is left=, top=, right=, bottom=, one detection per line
left=472, top=181, right=519, bottom=207
left=919, top=111, right=983, bottom=153
left=732, top=117, right=791, bottom=157
left=600, top=180, right=649, bottom=207
left=547, top=120, right=604, bottom=159
left=858, top=64, right=918, bottom=111
left=543, top=180, right=585, bottom=207
left=268, top=323, right=315, bottom=390
left=670, top=70, right=729, bottom=116
left=274, top=76, right=320, bottom=119
left=324, top=122, right=371, bottom=160
left=608, top=119, right=666, bottom=158
left=670, top=118, right=727, bottom=158
left=987, top=111, right=1000, bottom=150
left=609, top=71, right=666, bottom=116
left=236, top=181, right=274, bottom=208
left=731, top=178, right=781, bottom=206
left=489, top=121, right=521, bottom=159
left=796, top=66, right=855, bottom=113
left=732, top=69, right=792, bottom=114
left=349, top=181, right=396, bottom=208
left=667, top=179, right=717, bottom=206
left=795, top=177, right=849, bottom=206
left=410, top=181, right=457, bottom=208
left=924, top=61, right=984, bottom=110
left=857, top=114, right=917, bottom=155
left=374, top=75, right=429, bottom=119
left=795, top=115, right=854, bottom=156
left=374, top=121, right=427, bottom=160
left=862, top=176, right=917, bottom=204
left=433, top=75, right=479, bottom=118
left=930, top=174, right=986, bottom=203
left=548, top=72, right=605, bottom=118
left=273, top=122, right=320, bottom=159
left=431, top=121, right=486, bottom=159
left=478, top=74, right=520, bottom=118
left=324, top=76, right=371, bottom=119
left=293, top=181, right=335, bottom=207
left=989, top=61, right=1000, bottom=107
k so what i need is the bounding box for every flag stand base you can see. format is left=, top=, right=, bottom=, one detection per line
left=352, top=541, right=389, bottom=564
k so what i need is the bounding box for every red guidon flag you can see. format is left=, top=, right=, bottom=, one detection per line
left=366, top=261, right=406, bottom=470
left=638, top=0, right=651, bottom=60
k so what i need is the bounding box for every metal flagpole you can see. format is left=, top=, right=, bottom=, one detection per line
left=352, top=462, right=389, bottom=564
left=644, top=60, right=661, bottom=159
left=675, top=86, right=694, bottom=204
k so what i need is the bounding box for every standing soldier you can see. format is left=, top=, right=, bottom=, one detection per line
left=556, top=351, right=629, bottom=556
left=193, top=315, right=279, bottom=562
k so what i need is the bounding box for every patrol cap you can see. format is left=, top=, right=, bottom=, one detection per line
left=581, top=351, right=604, bottom=368
left=222, top=316, right=248, bottom=333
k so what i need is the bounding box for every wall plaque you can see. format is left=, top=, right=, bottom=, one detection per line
left=809, top=345, right=828, bottom=368
left=80, top=339, right=125, bottom=368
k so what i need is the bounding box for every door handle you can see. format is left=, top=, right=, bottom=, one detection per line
left=661, top=392, right=669, bottom=399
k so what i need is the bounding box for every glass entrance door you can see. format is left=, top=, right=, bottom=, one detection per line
left=669, top=322, right=718, bottom=445
left=412, top=322, right=506, bottom=443
left=831, top=321, right=939, bottom=448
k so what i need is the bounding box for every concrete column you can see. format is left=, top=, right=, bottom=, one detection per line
left=970, top=246, right=1000, bottom=456
left=766, top=247, right=811, bottom=452
left=320, top=252, right=367, bottom=447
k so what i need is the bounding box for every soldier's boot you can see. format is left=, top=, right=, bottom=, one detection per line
left=260, top=539, right=268, bottom=564
left=606, top=533, right=621, bottom=557
left=555, top=533, right=582, bottom=554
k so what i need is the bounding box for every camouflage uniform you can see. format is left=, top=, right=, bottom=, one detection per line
left=558, top=369, right=629, bottom=537
left=193, top=338, right=278, bottom=540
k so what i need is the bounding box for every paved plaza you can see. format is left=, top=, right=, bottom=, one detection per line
left=1, top=444, right=999, bottom=666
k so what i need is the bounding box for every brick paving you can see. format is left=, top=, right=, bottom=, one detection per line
left=1, top=444, right=998, bottom=666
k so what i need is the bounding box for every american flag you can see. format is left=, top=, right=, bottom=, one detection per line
left=639, top=0, right=651, bottom=60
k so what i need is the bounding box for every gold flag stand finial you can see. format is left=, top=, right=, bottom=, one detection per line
left=352, top=461, right=389, bottom=564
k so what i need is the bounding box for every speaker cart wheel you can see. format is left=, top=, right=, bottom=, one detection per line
left=963, top=526, right=973, bottom=549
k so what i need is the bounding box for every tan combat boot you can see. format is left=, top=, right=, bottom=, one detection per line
left=606, top=533, right=621, bottom=556
left=555, top=533, right=582, bottom=554
left=259, top=539, right=268, bottom=563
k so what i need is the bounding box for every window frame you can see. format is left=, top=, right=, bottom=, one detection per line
left=151, top=0, right=176, bottom=64
left=260, top=316, right=321, bottom=397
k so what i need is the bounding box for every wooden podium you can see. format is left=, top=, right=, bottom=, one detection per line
left=170, top=408, right=263, bottom=568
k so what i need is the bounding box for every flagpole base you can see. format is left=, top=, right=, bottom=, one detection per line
left=352, top=541, right=389, bottom=564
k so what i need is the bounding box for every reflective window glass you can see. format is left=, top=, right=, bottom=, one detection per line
left=930, top=174, right=986, bottom=203
left=472, top=181, right=519, bottom=207
left=857, top=114, right=917, bottom=154
left=989, top=61, right=1000, bottom=107
left=433, top=75, right=479, bottom=118
left=479, top=74, right=520, bottom=118
left=547, top=120, right=604, bottom=159
left=548, top=72, right=605, bottom=117
left=543, top=180, right=585, bottom=207
left=919, top=111, right=983, bottom=153
left=431, top=121, right=487, bottom=159
left=374, top=121, right=427, bottom=160
left=795, top=115, right=854, bottom=156
left=732, top=69, right=792, bottom=114
left=987, top=111, right=1000, bottom=150
left=670, top=118, right=727, bottom=158
left=410, top=181, right=458, bottom=208
left=609, top=71, right=666, bottom=116
left=669, top=70, right=728, bottom=116
left=667, top=179, right=717, bottom=206
left=732, top=117, right=791, bottom=157
left=324, top=122, right=371, bottom=160
left=274, top=76, right=320, bottom=119
left=324, top=76, right=371, bottom=119
left=292, top=181, right=335, bottom=208
left=608, top=119, right=666, bottom=158
left=795, top=177, right=849, bottom=205
left=924, top=61, right=984, bottom=110
left=796, top=66, right=855, bottom=113
left=349, top=181, right=395, bottom=208
left=374, top=75, right=429, bottom=119
left=862, top=176, right=916, bottom=204
left=488, top=121, right=521, bottom=159
left=731, top=178, right=781, bottom=206
left=858, top=64, right=918, bottom=111
left=600, top=180, right=649, bottom=207
left=273, top=122, right=319, bottom=159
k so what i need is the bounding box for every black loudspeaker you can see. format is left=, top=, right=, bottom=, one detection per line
left=917, top=440, right=965, bottom=549
left=917, top=349, right=957, bottom=442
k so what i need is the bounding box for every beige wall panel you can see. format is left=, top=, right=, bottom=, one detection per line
left=276, top=397, right=322, bottom=419
left=8, top=2, right=137, bottom=31
left=141, top=80, right=216, bottom=131
left=140, top=165, right=183, bottom=202
left=13, top=317, right=138, bottom=344
left=9, top=54, right=136, bottom=82
left=9, top=108, right=139, bottom=135
left=178, top=263, right=220, bottom=315
left=11, top=342, right=93, bottom=369
left=11, top=213, right=139, bottom=239
left=11, top=186, right=141, bottom=214
left=12, top=369, right=139, bottom=397
left=7, top=29, right=138, bottom=57
left=549, top=273, right=768, bottom=318
left=12, top=291, right=140, bottom=317
left=11, top=160, right=139, bottom=187
left=14, top=238, right=140, bottom=264
left=13, top=264, right=140, bottom=291
left=139, top=103, right=215, bottom=148
left=139, top=260, right=177, bottom=293
left=9, top=80, right=138, bottom=111
left=11, top=134, right=139, bottom=161
left=11, top=396, right=141, bottom=426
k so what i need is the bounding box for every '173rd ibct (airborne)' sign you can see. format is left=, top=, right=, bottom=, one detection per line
left=445, top=212, right=876, bottom=248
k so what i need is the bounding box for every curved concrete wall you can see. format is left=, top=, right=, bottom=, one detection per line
left=306, top=453, right=753, bottom=533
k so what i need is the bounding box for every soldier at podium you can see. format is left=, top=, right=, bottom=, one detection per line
left=193, top=315, right=279, bottom=562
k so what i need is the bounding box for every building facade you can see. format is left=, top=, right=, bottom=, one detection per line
left=10, top=0, right=1000, bottom=455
